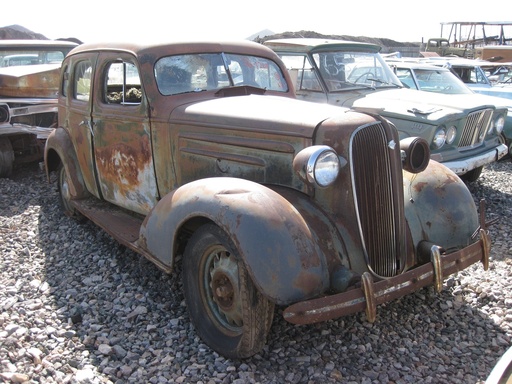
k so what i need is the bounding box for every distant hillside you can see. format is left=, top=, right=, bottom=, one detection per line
left=0, top=24, right=47, bottom=40
left=0, top=24, right=82, bottom=44
left=255, top=30, right=421, bottom=51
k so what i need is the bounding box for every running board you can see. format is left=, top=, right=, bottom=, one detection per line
left=69, top=198, right=173, bottom=273
left=70, top=198, right=143, bottom=247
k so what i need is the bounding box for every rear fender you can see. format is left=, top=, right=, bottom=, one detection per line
left=403, top=160, right=479, bottom=252
left=139, top=177, right=330, bottom=304
left=44, top=127, right=88, bottom=198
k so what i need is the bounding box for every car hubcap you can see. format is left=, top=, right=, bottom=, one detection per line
left=207, top=248, right=243, bottom=328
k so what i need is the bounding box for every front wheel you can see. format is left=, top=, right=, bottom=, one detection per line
left=0, top=138, right=14, bottom=178
left=182, top=223, right=274, bottom=359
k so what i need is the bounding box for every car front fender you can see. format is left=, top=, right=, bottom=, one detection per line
left=44, top=127, right=88, bottom=199
left=403, top=160, right=479, bottom=251
left=139, top=177, right=330, bottom=305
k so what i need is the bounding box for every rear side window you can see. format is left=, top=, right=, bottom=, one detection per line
left=61, top=64, right=69, bottom=97
left=74, top=60, right=92, bottom=101
left=280, top=54, right=323, bottom=92
left=104, top=61, right=142, bottom=105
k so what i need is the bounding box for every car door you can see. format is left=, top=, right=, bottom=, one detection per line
left=90, top=52, right=159, bottom=215
left=64, top=53, right=102, bottom=198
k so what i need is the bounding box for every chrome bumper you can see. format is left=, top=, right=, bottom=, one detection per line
left=438, top=144, right=508, bottom=175
left=283, top=229, right=491, bottom=325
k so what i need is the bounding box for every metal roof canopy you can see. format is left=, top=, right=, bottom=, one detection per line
left=439, top=22, right=512, bottom=47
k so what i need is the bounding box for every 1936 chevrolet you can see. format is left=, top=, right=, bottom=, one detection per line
left=45, top=40, right=492, bottom=358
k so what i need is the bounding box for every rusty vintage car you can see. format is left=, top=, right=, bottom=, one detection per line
left=44, top=40, right=492, bottom=359
left=0, top=39, right=78, bottom=176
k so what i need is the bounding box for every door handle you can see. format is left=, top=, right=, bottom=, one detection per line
left=79, top=119, right=94, bottom=137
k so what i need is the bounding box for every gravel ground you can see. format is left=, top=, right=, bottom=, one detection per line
left=0, top=160, right=511, bottom=384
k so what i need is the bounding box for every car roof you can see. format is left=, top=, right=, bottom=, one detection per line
left=67, top=40, right=282, bottom=62
left=264, top=38, right=381, bottom=54
left=0, top=39, right=78, bottom=49
left=386, top=59, right=451, bottom=71
left=422, top=57, right=496, bottom=68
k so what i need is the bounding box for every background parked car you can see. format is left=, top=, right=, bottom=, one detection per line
left=0, top=39, right=78, bottom=177
left=386, top=59, right=512, bottom=157
left=44, top=40, right=493, bottom=359
left=264, top=38, right=507, bottom=182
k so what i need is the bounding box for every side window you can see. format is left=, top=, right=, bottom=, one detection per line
left=104, top=61, right=142, bottom=104
left=280, top=54, right=322, bottom=92
left=74, top=60, right=92, bottom=101
left=61, top=64, right=69, bottom=97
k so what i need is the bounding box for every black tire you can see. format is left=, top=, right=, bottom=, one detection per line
left=460, top=165, right=483, bottom=183
left=182, top=223, right=274, bottom=359
left=0, top=138, right=14, bottom=178
left=58, top=164, right=83, bottom=220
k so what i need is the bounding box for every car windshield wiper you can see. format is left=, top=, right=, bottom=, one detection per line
left=367, top=78, right=401, bottom=87
left=341, top=80, right=376, bottom=90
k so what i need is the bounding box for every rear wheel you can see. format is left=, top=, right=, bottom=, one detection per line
left=0, top=138, right=14, bottom=177
left=460, top=165, right=483, bottom=183
left=58, top=164, right=83, bottom=219
left=182, top=223, right=274, bottom=359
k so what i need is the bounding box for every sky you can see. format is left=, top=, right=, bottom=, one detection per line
left=1, top=0, right=512, bottom=45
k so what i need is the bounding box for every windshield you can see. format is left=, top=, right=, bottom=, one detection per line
left=395, top=67, right=473, bottom=94
left=0, top=47, right=73, bottom=67
left=280, top=51, right=402, bottom=93
left=154, top=53, right=288, bottom=95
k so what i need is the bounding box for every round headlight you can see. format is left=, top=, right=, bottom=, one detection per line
left=307, top=149, right=341, bottom=187
left=494, top=115, right=505, bottom=135
left=446, top=126, right=457, bottom=145
left=433, top=128, right=446, bottom=149
left=294, top=146, right=345, bottom=188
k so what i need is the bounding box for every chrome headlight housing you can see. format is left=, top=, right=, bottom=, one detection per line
left=293, top=145, right=345, bottom=188
left=432, top=128, right=446, bottom=149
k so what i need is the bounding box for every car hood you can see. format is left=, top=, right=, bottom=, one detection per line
left=0, top=64, right=61, bottom=98
left=472, top=86, right=512, bottom=103
left=349, top=88, right=505, bottom=121
left=170, top=94, right=356, bottom=137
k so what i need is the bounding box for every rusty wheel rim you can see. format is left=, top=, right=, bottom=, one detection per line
left=203, top=245, right=243, bottom=332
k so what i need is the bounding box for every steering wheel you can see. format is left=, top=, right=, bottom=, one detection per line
left=325, top=65, right=339, bottom=76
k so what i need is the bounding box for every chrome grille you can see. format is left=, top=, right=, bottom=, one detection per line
left=459, top=109, right=493, bottom=148
left=351, top=123, right=406, bottom=278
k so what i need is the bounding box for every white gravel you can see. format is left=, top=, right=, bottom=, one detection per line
left=0, top=160, right=511, bottom=384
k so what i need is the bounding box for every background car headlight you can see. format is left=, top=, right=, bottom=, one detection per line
left=432, top=128, right=446, bottom=149
left=293, top=145, right=344, bottom=188
left=446, top=126, right=457, bottom=145
left=493, top=114, right=505, bottom=135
